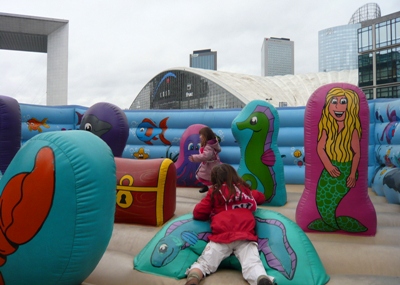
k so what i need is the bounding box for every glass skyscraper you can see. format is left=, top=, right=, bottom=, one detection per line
left=190, top=49, right=217, bottom=70
left=318, top=3, right=381, bottom=73
left=358, top=11, right=400, bottom=99
left=319, top=24, right=361, bottom=72
left=261, top=37, right=294, bottom=76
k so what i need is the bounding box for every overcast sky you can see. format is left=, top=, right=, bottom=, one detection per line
left=0, top=1, right=398, bottom=109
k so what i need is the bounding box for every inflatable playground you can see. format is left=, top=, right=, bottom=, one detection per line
left=0, top=82, right=399, bottom=285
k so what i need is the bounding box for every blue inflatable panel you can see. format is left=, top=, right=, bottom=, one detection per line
left=7, top=97, right=400, bottom=190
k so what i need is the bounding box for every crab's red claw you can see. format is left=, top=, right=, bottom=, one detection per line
left=0, top=173, right=28, bottom=264
left=1, top=147, right=55, bottom=245
left=1, top=173, right=28, bottom=231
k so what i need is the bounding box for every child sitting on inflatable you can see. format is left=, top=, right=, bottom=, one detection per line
left=184, top=163, right=274, bottom=285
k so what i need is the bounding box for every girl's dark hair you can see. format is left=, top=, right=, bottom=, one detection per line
left=210, top=163, right=250, bottom=202
left=199, top=127, right=216, bottom=147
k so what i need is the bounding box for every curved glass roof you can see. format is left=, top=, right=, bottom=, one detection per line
left=130, top=67, right=358, bottom=109
left=190, top=68, right=358, bottom=106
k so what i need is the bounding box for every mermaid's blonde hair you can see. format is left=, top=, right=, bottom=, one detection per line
left=318, top=88, right=361, bottom=162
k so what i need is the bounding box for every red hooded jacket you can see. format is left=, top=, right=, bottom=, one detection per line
left=193, top=183, right=265, bottom=243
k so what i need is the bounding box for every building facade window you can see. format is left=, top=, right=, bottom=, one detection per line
left=358, top=13, right=400, bottom=100
left=376, top=47, right=400, bottom=85
left=376, top=20, right=391, bottom=48
left=358, top=53, right=373, bottom=87
left=395, top=17, right=400, bottom=44
left=376, top=17, right=400, bottom=48
left=361, top=88, right=374, bottom=100
left=376, top=86, right=400, bottom=98
left=358, top=26, right=372, bottom=52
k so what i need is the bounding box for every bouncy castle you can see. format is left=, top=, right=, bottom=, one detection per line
left=0, top=84, right=399, bottom=285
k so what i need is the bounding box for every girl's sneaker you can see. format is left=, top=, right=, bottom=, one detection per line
left=257, top=275, right=274, bottom=285
left=199, top=186, right=209, bottom=193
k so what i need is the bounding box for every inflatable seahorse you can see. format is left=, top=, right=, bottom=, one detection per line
left=235, top=105, right=276, bottom=201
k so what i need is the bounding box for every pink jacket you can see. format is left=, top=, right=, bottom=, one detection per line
left=191, top=138, right=221, bottom=182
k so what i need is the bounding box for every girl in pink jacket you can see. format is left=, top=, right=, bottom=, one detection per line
left=189, top=126, right=221, bottom=193
left=185, top=163, right=274, bottom=285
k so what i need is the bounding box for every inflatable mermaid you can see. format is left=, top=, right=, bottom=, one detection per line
left=296, top=83, right=377, bottom=236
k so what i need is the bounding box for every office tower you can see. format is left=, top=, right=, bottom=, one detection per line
left=190, top=49, right=217, bottom=70
left=261, top=37, right=294, bottom=76
left=358, top=10, right=400, bottom=99
left=318, top=3, right=381, bottom=72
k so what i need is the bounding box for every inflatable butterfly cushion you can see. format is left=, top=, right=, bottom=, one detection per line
left=134, top=209, right=329, bottom=285
left=0, top=130, right=116, bottom=285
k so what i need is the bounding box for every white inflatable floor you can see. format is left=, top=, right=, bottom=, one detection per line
left=83, top=185, right=400, bottom=285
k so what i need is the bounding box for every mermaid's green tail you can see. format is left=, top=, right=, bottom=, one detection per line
left=308, top=161, right=367, bottom=233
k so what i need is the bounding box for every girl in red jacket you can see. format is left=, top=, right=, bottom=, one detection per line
left=185, top=163, right=274, bottom=285
left=188, top=126, right=221, bottom=193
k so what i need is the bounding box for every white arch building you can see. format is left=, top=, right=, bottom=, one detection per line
left=0, top=12, right=68, bottom=105
left=130, top=67, right=358, bottom=109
